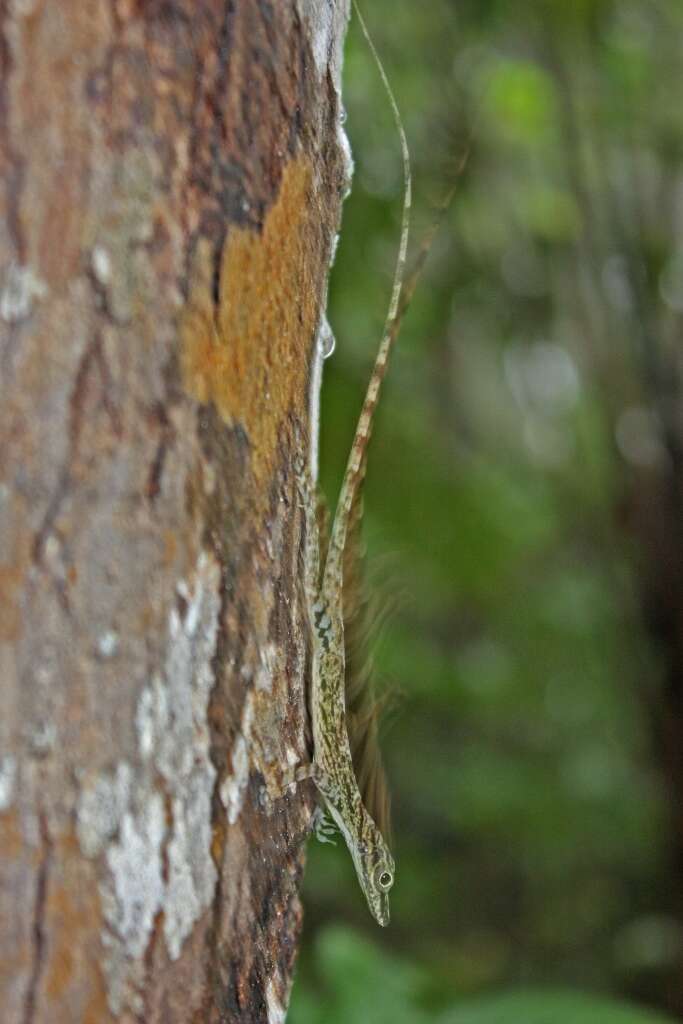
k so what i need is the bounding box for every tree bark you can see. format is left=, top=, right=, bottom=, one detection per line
left=0, top=1, right=351, bottom=1020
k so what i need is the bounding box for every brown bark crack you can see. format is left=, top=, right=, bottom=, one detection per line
left=32, top=329, right=121, bottom=567
left=22, top=812, right=52, bottom=1024
left=0, top=0, right=27, bottom=262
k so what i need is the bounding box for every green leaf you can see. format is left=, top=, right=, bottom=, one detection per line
left=438, top=989, right=675, bottom=1024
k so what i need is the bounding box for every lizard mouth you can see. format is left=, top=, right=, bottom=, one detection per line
left=372, top=891, right=390, bottom=927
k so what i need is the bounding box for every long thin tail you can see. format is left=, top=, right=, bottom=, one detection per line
left=324, top=4, right=470, bottom=843
left=341, top=164, right=470, bottom=841
left=322, top=0, right=411, bottom=597
left=396, top=145, right=470, bottom=323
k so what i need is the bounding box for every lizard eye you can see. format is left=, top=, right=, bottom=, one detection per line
left=375, top=867, right=393, bottom=891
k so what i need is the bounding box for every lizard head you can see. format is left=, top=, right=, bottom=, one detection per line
left=351, top=814, right=395, bottom=927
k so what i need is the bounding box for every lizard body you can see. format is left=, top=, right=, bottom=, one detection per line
left=294, top=2, right=410, bottom=927
left=295, top=3, right=464, bottom=925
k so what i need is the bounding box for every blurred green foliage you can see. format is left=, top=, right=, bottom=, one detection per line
left=292, top=926, right=673, bottom=1024
left=290, top=0, right=683, bottom=1021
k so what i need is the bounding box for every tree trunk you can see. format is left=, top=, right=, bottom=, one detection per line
left=0, top=1, right=351, bottom=1020
left=621, top=456, right=683, bottom=1014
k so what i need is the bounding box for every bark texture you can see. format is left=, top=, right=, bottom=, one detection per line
left=0, top=1, right=351, bottom=1020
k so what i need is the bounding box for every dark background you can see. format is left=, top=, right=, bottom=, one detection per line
left=290, top=2, right=683, bottom=1021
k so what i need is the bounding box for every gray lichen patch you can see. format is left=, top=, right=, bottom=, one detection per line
left=255, top=642, right=277, bottom=692
left=164, top=767, right=216, bottom=959
left=141, top=551, right=221, bottom=959
left=0, top=262, right=48, bottom=322
left=104, top=795, right=166, bottom=960
left=101, top=794, right=166, bottom=1015
left=135, top=673, right=168, bottom=761
left=221, top=692, right=255, bottom=826
left=76, top=761, right=132, bottom=857
left=154, top=551, right=221, bottom=784
left=91, top=245, right=112, bottom=286
left=0, top=755, right=17, bottom=811
left=96, top=628, right=120, bottom=659
left=78, top=551, right=222, bottom=1013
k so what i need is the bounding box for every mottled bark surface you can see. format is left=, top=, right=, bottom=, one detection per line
left=0, top=1, right=351, bottom=1020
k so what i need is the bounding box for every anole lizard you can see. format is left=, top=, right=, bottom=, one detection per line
left=293, top=2, right=461, bottom=926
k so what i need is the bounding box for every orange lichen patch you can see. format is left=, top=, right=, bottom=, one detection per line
left=180, top=156, right=319, bottom=486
